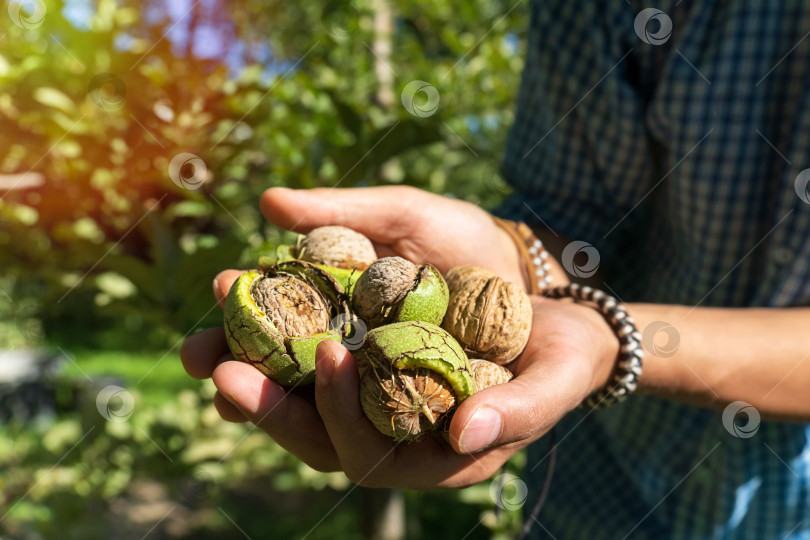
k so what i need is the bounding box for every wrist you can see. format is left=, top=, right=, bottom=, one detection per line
left=493, top=217, right=567, bottom=293
left=578, top=301, right=621, bottom=395
left=544, top=283, right=643, bottom=409
left=495, top=225, right=531, bottom=291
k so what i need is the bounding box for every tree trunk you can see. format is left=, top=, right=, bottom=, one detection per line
left=359, top=487, right=405, bottom=540
left=371, top=0, right=395, bottom=108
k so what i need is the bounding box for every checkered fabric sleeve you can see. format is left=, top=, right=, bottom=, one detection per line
left=498, top=0, right=810, bottom=538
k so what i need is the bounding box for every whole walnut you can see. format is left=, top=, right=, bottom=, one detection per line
left=441, top=266, right=532, bottom=365
left=469, top=359, right=514, bottom=391
left=296, top=225, right=377, bottom=270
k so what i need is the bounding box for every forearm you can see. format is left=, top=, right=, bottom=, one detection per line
left=629, top=304, right=810, bottom=421
left=503, top=219, right=809, bottom=419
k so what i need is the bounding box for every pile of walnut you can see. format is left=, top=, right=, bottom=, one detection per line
left=224, top=226, right=531, bottom=442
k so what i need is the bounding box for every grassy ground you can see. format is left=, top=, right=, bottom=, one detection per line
left=59, top=348, right=200, bottom=408
left=2, top=346, right=520, bottom=539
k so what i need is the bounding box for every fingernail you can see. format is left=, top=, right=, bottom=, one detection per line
left=316, top=342, right=337, bottom=383
left=458, top=407, right=502, bottom=454
left=213, top=277, right=221, bottom=297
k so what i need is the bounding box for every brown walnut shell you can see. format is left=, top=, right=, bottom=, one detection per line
left=251, top=275, right=331, bottom=337
left=360, top=367, right=457, bottom=441
left=351, top=257, right=448, bottom=329
left=296, top=225, right=377, bottom=270
left=352, top=256, right=419, bottom=327
left=469, top=359, right=514, bottom=392
left=441, top=266, right=532, bottom=365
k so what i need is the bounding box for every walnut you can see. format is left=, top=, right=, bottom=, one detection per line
left=224, top=261, right=351, bottom=386
left=469, top=359, right=514, bottom=391
left=356, top=321, right=474, bottom=441
left=441, top=266, right=532, bottom=365
left=352, top=257, right=448, bottom=328
left=296, top=225, right=377, bottom=270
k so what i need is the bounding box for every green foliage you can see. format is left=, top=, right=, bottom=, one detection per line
left=0, top=0, right=528, bottom=537
left=0, top=377, right=353, bottom=538
left=0, top=353, right=524, bottom=538
left=1, top=0, right=522, bottom=348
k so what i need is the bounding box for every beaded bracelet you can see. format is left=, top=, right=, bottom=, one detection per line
left=544, top=283, right=644, bottom=410
left=492, top=217, right=553, bottom=294
left=493, top=218, right=643, bottom=409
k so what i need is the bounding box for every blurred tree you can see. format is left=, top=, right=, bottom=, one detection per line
left=0, top=0, right=525, bottom=346
left=0, top=1, right=529, bottom=537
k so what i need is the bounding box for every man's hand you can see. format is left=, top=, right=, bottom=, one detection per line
left=180, top=186, right=613, bottom=488
left=182, top=295, right=617, bottom=489
left=258, top=185, right=531, bottom=286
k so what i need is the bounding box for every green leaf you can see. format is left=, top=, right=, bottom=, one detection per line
left=324, top=90, right=364, bottom=139
left=33, top=87, right=75, bottom=114
left=102, top=254, right=163, bottom=304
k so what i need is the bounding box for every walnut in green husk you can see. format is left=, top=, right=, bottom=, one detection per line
left=224, top=261, right=352, bottom=386
left=352, top=257, right=449, bottom=329
left=356, top=320, right=474, bottom=441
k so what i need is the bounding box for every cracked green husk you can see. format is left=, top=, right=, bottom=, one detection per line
left=356, top=320, right=474, bottom=441
left=224, top=261, right=352, bottom=386
left=260, top=253, right=363, bottom=299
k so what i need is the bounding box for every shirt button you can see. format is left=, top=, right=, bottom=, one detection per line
left=771, top=247, right=795, bottom=265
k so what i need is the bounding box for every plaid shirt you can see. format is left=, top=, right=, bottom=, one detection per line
left=498, top=1, right=810, bottom=538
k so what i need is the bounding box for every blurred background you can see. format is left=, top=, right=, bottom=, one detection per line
left=0, top=0, right=526, bottom=537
